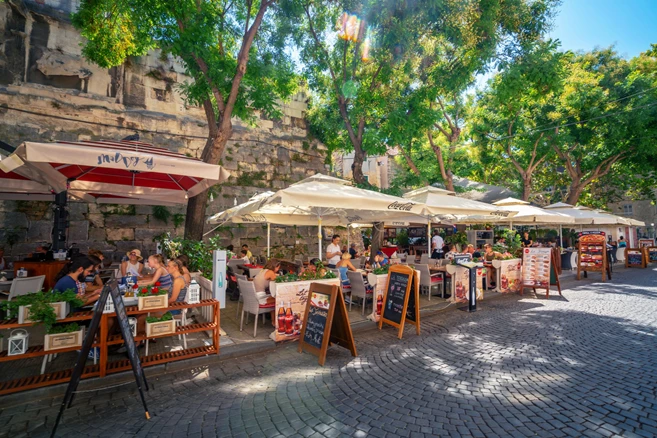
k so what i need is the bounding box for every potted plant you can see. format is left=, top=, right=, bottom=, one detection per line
left=44, top=323, right=84, bottom=351
left=145, top=312, right=176, bottom=337
left=137, top=283, right=168, bottom=311
left=0, top=290, right=83, bottom=327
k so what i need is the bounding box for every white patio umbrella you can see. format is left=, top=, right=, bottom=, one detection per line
left=490, top=198, right=575, bottom=225
left=220, top=174, right=437, bottom=259
left=544, top=203, right=630, bottom=225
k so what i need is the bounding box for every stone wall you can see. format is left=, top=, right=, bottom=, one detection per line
left=0, top=1, right=343, bottom=262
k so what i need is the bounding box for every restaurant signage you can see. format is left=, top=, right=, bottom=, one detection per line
left=378, top=265, right=420, bottom=339
left=492, top=259, right=522, bottom=293
left=648, top=247, right=657, bottom=263
left=298, top=283, right=357, bottom=366
left=639, top=239, right=654, bottom=248
left=387, top=201, right=416, bottom=211
left=446, top=263, right=484, bottom=303
left=522, top=247, right=562, bottom=298
left=576, top=231, right=611, bottom=281
left=625, top=248, right=647, bottom=268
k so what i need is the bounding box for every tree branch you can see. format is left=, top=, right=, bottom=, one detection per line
left=428, top=131, right=449, bottom=182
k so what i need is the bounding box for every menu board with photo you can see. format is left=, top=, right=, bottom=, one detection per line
left=625, top=248, right=647, bottom=268
left=639, top=239, right=654, bottom=248
left=495, top=259, right=522, bottom=293
left=272, top=279, right=341, bottom=343
left=448, top=265, right=484, bottom=304
left=577, top=231, right=606, bottom=271
left=522, top=247, right=552, bottom=288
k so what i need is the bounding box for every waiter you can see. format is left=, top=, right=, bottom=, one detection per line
left=521, top=232, right=533, bottom=248
left=431, top=229, right=444, bottom=259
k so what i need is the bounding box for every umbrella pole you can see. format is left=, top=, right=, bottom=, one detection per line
left=559, top=224, right=563, bottom=248
left=267, top=223, right=270, bottom=259
left=427, top=222, right=431, bottom=255
left=509, top=221, right=513, bottom=231
left=318, top=217, right=323, bottom=260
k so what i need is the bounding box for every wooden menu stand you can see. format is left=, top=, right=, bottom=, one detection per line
left=298, top=283, right=356, bottom=366
left=378, top=265, right=420, bottom=339
left=577, top=232, right=609, bottom=282
left=625, top=247, right=647, bottom=269
left=647, top=247, right=657, bottom=264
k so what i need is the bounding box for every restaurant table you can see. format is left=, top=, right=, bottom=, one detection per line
left=13, top=260, right=68, bottom=291
left=380, top=247, right=398, bottom=258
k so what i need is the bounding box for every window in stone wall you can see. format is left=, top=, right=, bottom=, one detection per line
left=151, top=87, right=171, bottom=102
left=622, top=204, right=633, bottom=216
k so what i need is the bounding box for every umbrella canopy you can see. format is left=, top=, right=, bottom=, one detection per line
left=0, top=140, right=229, bottom=204
left=403, top=186, right=509, bottom=216
left=544, top=203, right=632, bottom=225
left=490, top=198, right=575, bottom=224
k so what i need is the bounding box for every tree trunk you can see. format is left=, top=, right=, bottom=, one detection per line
left=369, top=221, right=384, bottom=265
left=522, top=178, right=532, bottom=201
left=566, top=183, right=585, bottom=205
left=352, top=147, right=366, bottom=184
left=428, top=131, right=455, bottom=191
left=184, top=128, right=232, bottom=240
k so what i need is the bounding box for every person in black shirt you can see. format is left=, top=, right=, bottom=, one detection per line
left=521, top=232, right=533, bottom=247
left=348, top=243, right=358, bottom=259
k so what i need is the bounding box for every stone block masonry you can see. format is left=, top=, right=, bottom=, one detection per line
left=0, top=1, right=336, bottom=262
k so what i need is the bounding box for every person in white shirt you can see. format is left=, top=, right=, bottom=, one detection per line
left=326, top=234, right=342, bottom=268
left=431, top=230, right=444, bottom=259
left=237, top=249, right=250, bottom=263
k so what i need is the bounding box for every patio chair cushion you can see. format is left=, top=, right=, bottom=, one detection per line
left=259, top=303, right=275, bottom=309
left=431, top=277, right=442, bottom=283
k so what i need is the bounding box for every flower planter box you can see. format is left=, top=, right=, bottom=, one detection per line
left=145, top=320, right=176, bottom=337
left=18, top=302, right=69, bottom=324
left=138, top=294, right=168, bottom=311
left=44, top=328, right=84, bottom=351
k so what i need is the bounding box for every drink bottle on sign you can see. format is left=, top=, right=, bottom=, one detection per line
left=376, top=293, right=383, bottom=315
left=285, top=301, right=294, bottom=335
left=277, top=303, right=286, bottom=334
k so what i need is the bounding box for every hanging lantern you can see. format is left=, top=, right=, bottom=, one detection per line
left=8, top=329, right=29, bottom=356
left=128, top=317, right=138, bottom=337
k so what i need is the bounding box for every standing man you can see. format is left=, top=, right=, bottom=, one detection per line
left=431, top=229, right=444, bottom=259
left=326, top=235, right=342, bottom=268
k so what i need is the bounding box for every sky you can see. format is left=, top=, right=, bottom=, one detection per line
left=548, top=0, right=657, bottom=58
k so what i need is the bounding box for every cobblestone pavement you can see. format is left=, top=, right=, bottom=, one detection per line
left=3, top=266, right=657, bottom=438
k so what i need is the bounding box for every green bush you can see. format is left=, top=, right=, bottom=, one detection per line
left=153, top=233, right=233, bottom=280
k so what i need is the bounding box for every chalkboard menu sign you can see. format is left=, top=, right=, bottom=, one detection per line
left=382, top=271, right=410, bottom=325
left=51, top=277, right=150, bottom=437
left=302, top=292, right=330, bottom=350
left=298, top=283, right=356, bottom=366
left=625, top=248, right=647, bottom=268
left=648, top=247, right=657, bottom=263
left=378, top=265, right=420, bottom=339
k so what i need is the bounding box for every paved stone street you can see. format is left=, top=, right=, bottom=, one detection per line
left=3, top=266, right=657, bottom=438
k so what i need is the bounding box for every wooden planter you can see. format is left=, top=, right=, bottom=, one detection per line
left=44, top=328, right=84, bottom=351
left=138, top=294, right=168, bottom=311
left=145, top=320, right=176, bottom=337
left=18, top=302, right=69, bottom=324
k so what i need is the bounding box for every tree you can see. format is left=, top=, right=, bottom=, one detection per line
left=283, top=0, right=420, bottom=184
left=73, top=0, right=296, bottom=239
left=471, top=41, right=566, bottom=201
left=404, top=0, right=559, bottom=191
left=549, top=48, right=657, bottom=205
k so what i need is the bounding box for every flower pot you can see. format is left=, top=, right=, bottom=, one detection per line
left=18, top=302, right=70, bottom=324
left=145, top=320, right=176, bottom=337
left=44, top=328, right=84, bottom=351
left=138, top=294, right=168, bottom=311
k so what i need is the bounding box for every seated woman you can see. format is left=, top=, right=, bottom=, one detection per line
left=252, top=259, right=279, bottom=325
left=121, top=249, right=144, bottom=278
left=336, top=253, right=358, bottom=288
left=165, top=259, right=188, bottom=316
left=53, top=256, right=102, bottom=306
left=176, top=255, right=193, bottom=284
left=483, top=244, right=502, bottom=288
left=138, top=254, right=172, bottom=290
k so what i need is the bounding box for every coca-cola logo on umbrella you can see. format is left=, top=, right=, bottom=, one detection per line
left=387, top=201, right=416, bottom=211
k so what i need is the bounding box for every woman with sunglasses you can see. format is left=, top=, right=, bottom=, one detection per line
left=121, top=249, right=144, bottom=277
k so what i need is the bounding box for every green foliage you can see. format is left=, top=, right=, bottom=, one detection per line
left=372, top=265, right=389, bottom=275
left=146, top=312, right=173, bottom=324
left=3, top=227, right=22, bottom=249
left=102, top=204, right=136, bottom=217
left=236, top=171, right=267, bottom=188
left=274, top=261, right=337, bottom=283
left=153, top=233, right=229, bottom=280
left=136, top=284, right=167, bottom=297
left=445, top=232, right=468, bottom=249
left=48, top=323, right=81, bottom=335
left=172, top=214, right=186, bottom=228
left=396, top=229, right=409, bottom=248
left=0, top=290, right=83, bottom=332
left=152, top=206, right=171, bottom=224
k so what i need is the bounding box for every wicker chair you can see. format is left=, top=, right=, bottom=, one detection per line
left=238, top=279, right=274, bottom=337
left=416, top=264, right=443, bottom=300
left=346, top=271, right=372, bottom=315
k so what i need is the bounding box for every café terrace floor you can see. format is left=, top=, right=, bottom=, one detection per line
left=0, top=289, right=469, bottom=385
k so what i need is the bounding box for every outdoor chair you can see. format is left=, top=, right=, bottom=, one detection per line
left=420, top=253, right=431, bottom=265
left=238, top=279, right=274, bottom=338
left=351, top=258, right=362, bottom=269
left=248, top=268, right=262, bottom=279
left=235, top=274, right=248, bottom=318
left=416, top=264, right=443, bottom=300
left=346, top=271, right=372, bottom=315
left=1, top=276, right=45, bottom=307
